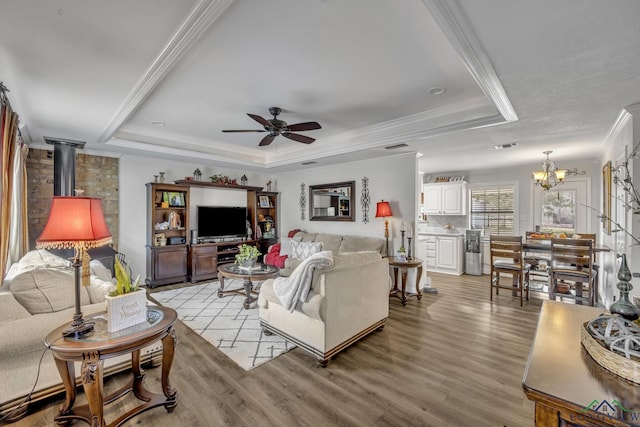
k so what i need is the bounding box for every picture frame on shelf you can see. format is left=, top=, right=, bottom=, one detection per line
left=154, top=233, right=166, bottom=247
left=259, top=195, right=270, bottom=208
left=168, top=191, right=185, bottom=207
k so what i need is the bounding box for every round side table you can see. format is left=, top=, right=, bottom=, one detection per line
left=388, top=257, right=423, bottom=306
left=45, top=306, right=178, bottom=426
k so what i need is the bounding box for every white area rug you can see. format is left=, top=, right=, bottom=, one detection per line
left=152, top=281, right=295, bottom=370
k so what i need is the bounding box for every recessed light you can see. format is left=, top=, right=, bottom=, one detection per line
left=429, top=87, right=446, bottom=95
left=152, top=121, right=165, bottom=126
left=494, top=142, right=518, bottom=150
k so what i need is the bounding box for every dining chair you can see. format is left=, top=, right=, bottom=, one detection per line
left=524, top=231, right=551, bottom=291
left=490, top=235, right=530, bottom=306
left=549, top=238, right=596, bottom=306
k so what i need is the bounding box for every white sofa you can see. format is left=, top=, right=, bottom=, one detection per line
left=0, top=250, right=161, bottom=421
left=258, top=251, right=390, bottom=366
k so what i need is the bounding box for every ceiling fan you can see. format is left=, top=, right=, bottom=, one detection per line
left=222, top=107, right=321, bottom=146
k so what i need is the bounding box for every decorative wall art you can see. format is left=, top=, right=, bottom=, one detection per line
left=602, top=161, right=612, bottom=235
left=300, top=183, right=306, bottom=220
left=361, top=176, right=370, bottom=223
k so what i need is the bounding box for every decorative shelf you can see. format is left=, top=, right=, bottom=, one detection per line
left=174, top=180, right=263, bottom=191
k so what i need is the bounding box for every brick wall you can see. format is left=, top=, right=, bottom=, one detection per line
left=26, top=148, right=119, bottom=249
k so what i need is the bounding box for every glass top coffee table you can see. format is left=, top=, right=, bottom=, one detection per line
left=217, top=263, right=280, bottom=309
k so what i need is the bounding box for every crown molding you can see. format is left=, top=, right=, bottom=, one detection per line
left=97, top=0, right=235, bottom=143
left=421, top=0, right=518, bottom=123
left=106, top=137, right=268, bottom=169
left=604, top=107, right=633, bottom=146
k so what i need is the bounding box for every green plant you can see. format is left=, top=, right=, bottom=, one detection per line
left=235, top=244, right=261, bottom=264
left=109, top=257, right=140, bottom=296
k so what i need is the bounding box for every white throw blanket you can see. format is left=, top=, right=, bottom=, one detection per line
left=273, top=251, right=334, bottom=312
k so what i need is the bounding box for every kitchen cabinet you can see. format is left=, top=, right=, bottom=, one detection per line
left=423, top=182, right=467, bottom=215
left=423, top=234, right=464, bottom=275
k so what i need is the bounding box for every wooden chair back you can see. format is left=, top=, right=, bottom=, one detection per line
left=489, top=235, right=529, bottom=306
left=576, top=233, right=597, bottom=262
left=550, top=238, right=594, bottom=272
left=490, top=235, right=524, bottom=264
left=550, top=238, right=596, bottom=305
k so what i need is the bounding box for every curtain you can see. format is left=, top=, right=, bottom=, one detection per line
left=0, top=88, right=28, bottom=281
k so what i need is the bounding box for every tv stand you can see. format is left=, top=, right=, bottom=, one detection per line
left=190, top=239, right=257, bottom=283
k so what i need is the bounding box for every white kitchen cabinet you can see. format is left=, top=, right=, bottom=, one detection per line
left=422, top=182, right=467, bottom=215
left=423, top=233, right=464, bottom=275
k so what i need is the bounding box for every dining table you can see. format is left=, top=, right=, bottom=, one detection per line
left=523, top=238, right=611, bottom=254
left=513, top=238, right=611, bottom=301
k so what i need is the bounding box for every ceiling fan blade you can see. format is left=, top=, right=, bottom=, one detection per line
left=222, top=129, right=267, bottom=133
left=259, top=134, right=276, bottom=146
left=247, top=113, right=272, bottom=128
left=286, top=121, right=322, bottom=132
left=282, top=132, right=315, bottom=144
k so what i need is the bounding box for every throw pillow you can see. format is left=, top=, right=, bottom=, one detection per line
left=87, top=259, right=116, bottom=304
left=290, top=240, right=323, bottom=260
left=280, top=238, right=294, bottom=256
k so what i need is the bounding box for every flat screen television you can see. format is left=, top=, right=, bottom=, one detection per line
left=197, top=206, right=247, bottom=240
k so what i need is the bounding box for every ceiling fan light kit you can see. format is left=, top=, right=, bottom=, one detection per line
left=222, top=107, right=321, bottom=146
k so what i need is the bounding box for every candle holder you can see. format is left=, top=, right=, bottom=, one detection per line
left=400, top=230, right=406, bottom=252
left=407, top=236, right=413, bottom=259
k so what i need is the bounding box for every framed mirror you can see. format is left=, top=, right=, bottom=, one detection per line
left=309, top=181, right=355, bottom=221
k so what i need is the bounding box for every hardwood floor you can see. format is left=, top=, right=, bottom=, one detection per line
left=10, top=272, right=544, bottom=427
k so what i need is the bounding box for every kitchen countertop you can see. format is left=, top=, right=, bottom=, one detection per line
left=417, top=228, right=465, bottom=237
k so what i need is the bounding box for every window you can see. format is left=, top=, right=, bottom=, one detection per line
left=541, top=190, right=576, bottom=234
left=470, top=187, right=514, bottom=235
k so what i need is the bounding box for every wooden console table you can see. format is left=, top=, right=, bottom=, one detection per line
left=45, top=306, right=178, bottom=426
left=522, top=301, right=639, bottom=426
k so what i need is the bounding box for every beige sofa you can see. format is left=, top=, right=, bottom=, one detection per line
left=0, top=250, right=160, bottom=421
left=258, top=251, right=390, bottom=367
left=266, top=231, right=385, bottom=276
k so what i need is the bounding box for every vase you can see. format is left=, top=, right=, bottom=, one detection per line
left=105, top=289, right=148, bottom=332
left=609, top=254, right=640, bottom=321
left=239, top=258, right=257, bottom=270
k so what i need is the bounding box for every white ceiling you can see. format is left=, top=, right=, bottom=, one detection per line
left=1, top=0, right=640, bottom=174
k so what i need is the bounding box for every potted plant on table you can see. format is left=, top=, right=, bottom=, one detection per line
left=235, top=244, right=261, bottom=270
left=105, top=257, right=146, bottom=332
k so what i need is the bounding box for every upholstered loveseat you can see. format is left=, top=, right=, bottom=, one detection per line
left=0, top=250, right=160, bottom=420
left=258, top=251, right=390, bottom=366
left=264, top=230, right=385, bottom=276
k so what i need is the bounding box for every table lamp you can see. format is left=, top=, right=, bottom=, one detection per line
left=375, top=200, right=393, bottom=257
left=36, top=197, right=112, bottom=338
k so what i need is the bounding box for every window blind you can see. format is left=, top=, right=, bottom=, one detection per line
left=470, top=187, right=514, bottom=236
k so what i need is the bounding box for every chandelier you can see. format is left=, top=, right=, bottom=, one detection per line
left=532, top=150, right=586, bottom=191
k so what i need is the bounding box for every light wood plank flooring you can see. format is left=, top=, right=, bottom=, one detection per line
left=9, top=272, right=545, bottom=427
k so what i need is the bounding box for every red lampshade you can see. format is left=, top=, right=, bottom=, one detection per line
left=36, top=197, right=112, bottom=250
left=375, top=201, right=392, bottom=218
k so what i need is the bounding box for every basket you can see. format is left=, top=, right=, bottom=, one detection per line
left=580, top=322, right=640, bottom=385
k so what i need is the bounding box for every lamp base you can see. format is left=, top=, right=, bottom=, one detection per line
left=62, top=317, right=95, bottom=338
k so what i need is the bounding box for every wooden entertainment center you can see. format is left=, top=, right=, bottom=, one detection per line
left=145, top=181, right=278, bottom=287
